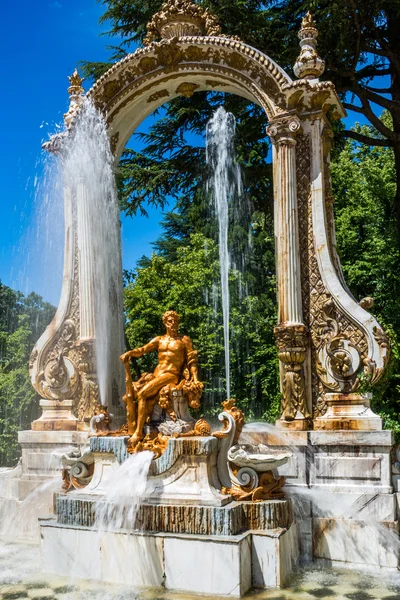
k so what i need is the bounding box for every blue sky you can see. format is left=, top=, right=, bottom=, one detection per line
left=0, top=1, right=382, bottom=306
left=0, top=0, right=166, bottom=305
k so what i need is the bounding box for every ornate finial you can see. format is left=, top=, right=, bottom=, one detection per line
left=64, top=69, right=85, bottom=127
left=68, top=69, right=84, bottom=92
left=293, top=12, right=325, bottom=80
left=144, top=0, right=222, bottom=46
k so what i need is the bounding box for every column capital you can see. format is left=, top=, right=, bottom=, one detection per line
left=266, top=115, right=302, bottom=145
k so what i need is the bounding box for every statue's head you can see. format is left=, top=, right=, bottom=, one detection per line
left=162, top=310, right=180, bottom=334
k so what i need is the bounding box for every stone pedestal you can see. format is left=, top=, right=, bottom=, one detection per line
left=0, top=429, right=88, bottom=541
left=40, top=520, right=299, bottom=596
left=240, top=424, right=398, bottom=571
left=17, top=430, right=88, bottom=495
left=40, top=434, right=299, bottom=595
left=31, top=399, right=78, bottom=432
left=313, top=393, right=382, bottom=431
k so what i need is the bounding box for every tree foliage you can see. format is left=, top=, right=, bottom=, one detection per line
left=0, top=283, right=55, bottom=466
left=81, top=0, right=400, bottom=232
left=124, top=233, right=280, bottom=421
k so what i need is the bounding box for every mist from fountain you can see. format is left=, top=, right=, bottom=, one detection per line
left=206, top=107, right=244, bottom=400
left=61, top=99, right=124, bottom=405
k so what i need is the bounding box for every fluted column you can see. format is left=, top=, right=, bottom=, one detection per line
left=267, top=116, right=303, bottom=325
left=76, top=180, right=95, bottom=339
left=267, top=115, right=311, bottom=429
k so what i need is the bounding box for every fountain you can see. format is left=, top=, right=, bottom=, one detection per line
left=206, top=107, right=243, bottom=399
left=0, top=0, right=398, bottom=596
left=42, top=313, right=296, bottom=594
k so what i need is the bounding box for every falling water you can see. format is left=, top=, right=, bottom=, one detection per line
left=60, top=99, right=124, bottom=405
left=94, top=451, right=153, bottom=533
left=206, top=107, right=243, bottom=400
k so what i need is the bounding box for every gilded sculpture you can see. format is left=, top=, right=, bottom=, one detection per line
left=120, top=310, right=204, bottom=445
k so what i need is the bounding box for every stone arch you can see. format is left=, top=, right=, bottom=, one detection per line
left=86, top=36, right=291, bottom=158
left=30, top=3, right=389, bottom=433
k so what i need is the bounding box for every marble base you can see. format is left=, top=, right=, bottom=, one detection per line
left=239, top=424, right=399, bottom=572
left=39, top=519, right=299, bottom=596
left=313, top=518, right=399, bottom=569
left=313, top=393, right=382, bottom=431
left=56, top=495, right=293, bottom=535
left=85, top=436, right=230, bottom=506
left=240, top=426, right=393, bottom=493
left=0, top=429, right=88, bottom=541
left=31, top=399, right=78, bottom=431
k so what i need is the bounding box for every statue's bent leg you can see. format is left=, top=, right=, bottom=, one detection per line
left=132, top=373, right=179, bottom=443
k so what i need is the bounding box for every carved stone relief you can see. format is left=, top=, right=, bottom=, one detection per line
left=296, top=128, right=389, bottom=419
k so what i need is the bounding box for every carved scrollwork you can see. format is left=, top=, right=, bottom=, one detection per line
left=34, top=320, right=80, bottom=401
left=144, top=0, right=223, bottom=46
left=274, top=324, right=311, bottom=421
left=266, top=115, right=301, bottom=146
left=315, top=297, right=362, bottom=393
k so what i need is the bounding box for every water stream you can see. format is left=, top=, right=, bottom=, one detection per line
left=206, top=107, right=243, bottom=400
left=61, top=99, right=124, bottom=405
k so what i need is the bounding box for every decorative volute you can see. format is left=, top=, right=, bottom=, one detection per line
left=293, top=12, right=325, bottom=80
left=144, top=0, right=222, bottom=45
left=64, top=70, right=85, bottom=127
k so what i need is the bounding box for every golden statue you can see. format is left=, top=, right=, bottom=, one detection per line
left=120, top=310, right=204, bottom=444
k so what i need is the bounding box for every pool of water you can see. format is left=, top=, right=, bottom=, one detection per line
left=1, top=542, right=400, bottom=600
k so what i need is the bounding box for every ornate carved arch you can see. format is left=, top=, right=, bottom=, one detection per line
left=30, top=2, right=389, bottom=433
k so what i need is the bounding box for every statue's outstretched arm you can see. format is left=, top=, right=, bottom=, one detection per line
left=120, top=337, right=159, bottom=362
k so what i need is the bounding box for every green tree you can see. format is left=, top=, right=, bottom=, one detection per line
left=0, top=282, right=55, bottom=466
left=124, top=233, right=280, bottom=420
left=83, top=0, right=400, bottom=232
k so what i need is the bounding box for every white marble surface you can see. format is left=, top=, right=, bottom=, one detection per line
left=309, top=430, right=393, bottom=446
left=310, top=444, right=392, bottom=493
left=164, top=534, right=251, bottom=596
left=313, top=517, right=399, bottom=569
left=101, top=531, right=164, bottom=587
left=252, top=525, right=299, bottom=588
left=41, top=524, right=102, bottom=580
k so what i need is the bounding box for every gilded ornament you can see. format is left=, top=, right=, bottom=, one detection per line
left=176, top=82, right=199, bottom=98
left=144, top=0, right=222, bottom=46
left=274, top=324, right=310, bottom=421
left=138, top=56, right=158, bottom=74
left=154, top=38, right=183, bottom=71
left=226, top=52, right=249, bottom=72
left=67, top=69, right=84, bottom=95
left=109, top=131, right=120, bottom=155
left=101, top=80, right=121, bottom=102
left=222, top=471, right=286, bottom=502
left=360, top=297, right=374, bottom=310
left=184, top=45, right=208, bottom=62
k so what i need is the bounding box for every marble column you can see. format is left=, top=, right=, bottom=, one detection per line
left=267, top=116, right=311, bottom=429
left=76, top=179, right=95, bottom=339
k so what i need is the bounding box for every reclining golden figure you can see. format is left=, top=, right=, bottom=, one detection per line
left=120, top=310, right=204, bottom=444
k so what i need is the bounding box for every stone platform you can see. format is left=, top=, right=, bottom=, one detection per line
left=39, top=434, right=300, bottom=595
left=240, top=425, right=399, bottom=570
left=55, top=495, right=292, bottom=535
left=40, top=519, right=299, bottom=595
left=0, top=429, right=88, bottom=540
